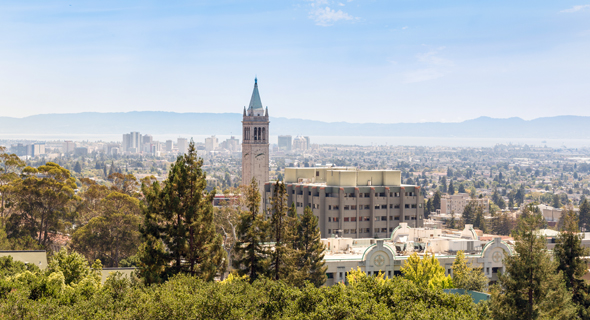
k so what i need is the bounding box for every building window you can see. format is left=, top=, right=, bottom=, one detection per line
left=364, top=205, right=370, bottom=210
left=374, top=217, right=380, bottom=221
left=404, top=216, right=409, bottom=220
left=351, top=205, right=357, bottom=210
left=381, top=204, right=387, bottom=209
left=381, top=216, right=387, bottom=221
left=379, top=193, right=386, bottom=197
left=394, top=216, right=400, bottom=220
left=405, top=204, right=410, bottom=209
left=328, top=217, right=332, bottom=222
left=344, top=217, right=349, bottom=222
left=395, top=204, right=400, bottom=209
left=390, top=192, right=393, bottom=197
left=333, top=217, right=339, bottom=222
left=327, top=273, right=333, bottom=279
left=394, top=192, right=400, bottom=197
left=374, top=205, right=380, bottom=210
left=419, top=204, right=422, bottom=208
left=389, top=227, right=393, bottom=232
left=343, top=229, right=349, bottom=234
left=365, top=193, right=370, bottom=197
left=350, top=229, right=357, bottom=234
left=328, top=229, right=332, bottom=234
left=374, top=228, right=380, bottom=233
left=344, top=205, right=350, bottom=210
left=334, top=205, right=339, bottom=210
left=381, top=228, right=387, bottom=233
left=329, top=205, right=332, bottom=210
left=351, top=217, right=357, bottom=222
left=411, top=204, right=417, bottom=209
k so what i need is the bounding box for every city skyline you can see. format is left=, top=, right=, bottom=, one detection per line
left=0, top=1, right=589, bottom=123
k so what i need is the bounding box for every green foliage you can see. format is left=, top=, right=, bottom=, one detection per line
left=232, top=177, right=268, bottom=282
left=553, top=210, right=590, bottom=319
left=452, top=251, right=488, bottom=292
left=401, top=252, right=454, bottom=290
left=0, top=271, right=488, bottom=319
left=433, top=190, right=442, bottom=210
left=268, top=180, right=294, bottom=281
left=579, top=198, right=590, bottom=231
left=292, top=206, right=327, bottom=287
left=491, top=206, right=577, bottom=320
left=139, top=140, right=226, bottom=283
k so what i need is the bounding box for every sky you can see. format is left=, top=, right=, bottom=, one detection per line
left=0, top=1, right=589, bottom=123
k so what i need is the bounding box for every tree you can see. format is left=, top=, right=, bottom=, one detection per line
left=433, top=190, right=441, bottom=211
left=473, top=205, right=487, bottom=233
left=214, top=187, right=242, bottom=276
left=232, top=178, right=268, bottom=283
left=448, top=180, right=455, bottom=195
left=448, top=213, right=457, bottom=229
left=490, top=206, right=576, bottom=320
left=452, top=251, right=488, bottom=292
left=139, top=141, right=226, bottom=283
left=553, top=210, right=590, bottom=319
left=268, top=180, right=294, bottom=281
left=552, top=193, right=561, bottom=209
left=6, top=163, right=78, bottom=247
left=458, top=183, right=466, bottom=194
left=579, top=198, right=590, bottom=232
left=0, top=149, right=26, bottom=224
left=74, top=161, right=82, bottom=173
left=401, top=252, right=453, bottom=289
left=461, top=201, right=477, bottom=226
left=292, top=206, right=327, bottom=287
left=440, top=176, right=447, bottom=193
left=71, top=191, right=141, bottom=267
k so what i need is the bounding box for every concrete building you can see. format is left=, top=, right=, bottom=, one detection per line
left=205, top=135, right=219, bottom=152
left=321, top=223, right=512, bottom=286
left=264, top=167, right=425, bottom=239
left=440, top=193, right=489, bottom=215
left=242, top=78, right=269, bottom=195
left=63, top=141, right=76, bottom=154
left=293, top=136, right=308, bottom=151
left=537, top=204, right=562, bottom=222
left=221, top=136, right=240, bottom=152
left=278, top=135, right=292, bottom=151
left=165, top=140, right=173, bottom=152
left=177, top=138, right=188, bottom=154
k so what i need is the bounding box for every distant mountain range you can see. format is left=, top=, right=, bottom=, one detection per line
left=0, top=112, right=589, bottom=139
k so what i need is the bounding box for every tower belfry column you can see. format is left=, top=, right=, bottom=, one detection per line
left=242, top=78, right=270, bottom=198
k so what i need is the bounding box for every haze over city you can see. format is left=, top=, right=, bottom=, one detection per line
left=1, top=0, right=589, bottom=123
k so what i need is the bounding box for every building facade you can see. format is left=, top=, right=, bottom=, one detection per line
left=440, top=193, right=489, bottom=215
left=278, top=135, right=292, bottom=151
left=264, top=167, right=425, bottom=239
left=242, top=78, right=269, bottom=195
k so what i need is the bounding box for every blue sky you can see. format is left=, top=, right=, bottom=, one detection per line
left=0, top=1, right=589, bottom=123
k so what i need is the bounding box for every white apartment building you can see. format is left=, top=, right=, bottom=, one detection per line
left=440, top=193, right=489, bottom=215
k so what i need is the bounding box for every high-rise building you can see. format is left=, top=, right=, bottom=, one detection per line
left=177, top=138, right=188, bottom=154
left=264, top=167, right=425, bottom=239
left=205, top=135, right=218, bottom=152
left=165, top=140, right=173, bottom=152
left=63, top=141, right=76, bottom=154
left=130, top=132, right=141, bottom=152
left=278, top=135, right=292, bottom=151
left=304, top=136, right=310, bottom=149
left=221, top=136, right=240, bottom=152
left=242, top=78, right=269, bottom=195
left=293, top=136, right=308, bottom=150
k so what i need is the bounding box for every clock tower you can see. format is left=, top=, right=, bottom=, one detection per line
left=242, top=78, right=269, bottom=196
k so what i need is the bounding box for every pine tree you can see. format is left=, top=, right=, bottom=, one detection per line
left=458, top=183, right=466, bottom=194
left=433, top=190, right=441, bottom=210
left=139, top=140, right=226, bottom=283
left=232, top=177, right=268, bottom=283
left=448, top=180, right=455, bottom=195
left=461, top=201, right=476, bottom=226
left=74, top=161, right=82, bottom=173
left=448, top=213, right=456, bottom=229
left=491, top=206, right=576, bottom=320
left=473, top=205, right=487, bottom=233
left=292, top=206, right=327, bottom=287
left=452, top=250, right=488, bottom=292
left=579, top=198, right=590, bottom=232
left=268, top=180, right=294, bottom=281
left=554, top=210, right=590, bottom=319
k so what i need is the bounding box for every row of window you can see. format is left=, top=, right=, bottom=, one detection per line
left=328, top=227, right=393, bottom=234
left=328, top=204, right=420, bottom=210
left=328, top=215, right=419, bottom=223
left=312, top=191, right=417, bottom=198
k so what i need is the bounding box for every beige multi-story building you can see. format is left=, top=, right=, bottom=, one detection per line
left=242, top=78, right=269, bottom=196
left=440, top=193, right=489, bottom=215
left=205, top=135, right=219, bottom=152
left=264, top=167, right=425, bottom=239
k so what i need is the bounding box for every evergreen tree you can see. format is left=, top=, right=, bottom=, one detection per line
left=458, top=183, right=466, bottom=194
left=552, top=193, right=561, bottom=209
left=440, top=176, right=447, bottom=193
left=433, top=190, right=441, bottom=210
left=448, top=180, right=455, bottom=195
left=425, top=198, right=433, bottom=218
left=473, top=205, right=487, bottom=233
left=579, top=198, right=590, bottom=232
left=232, top=178, right=268, bottom=283
left=461, top=201, right=477, bottom=226
left=139, top=141, right=226, bottom=283
left=268, top=180, right=295, bottom=281
left=491, top=206, right=576, bottom=320
left=554, top=210, right=590, bottom=319
left=448, top=213, right=456, bottom=229
left=74, top=161, right=82, bottom=173
left=292, top=206, right=327, bottom=287
left=103, top=165, right=107, bottom=177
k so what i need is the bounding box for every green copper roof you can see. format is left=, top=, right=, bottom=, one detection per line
left=248, top=78, right=264, bottom=110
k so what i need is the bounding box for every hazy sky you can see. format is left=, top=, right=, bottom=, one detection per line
left=0, top=1, right=589, bottom=123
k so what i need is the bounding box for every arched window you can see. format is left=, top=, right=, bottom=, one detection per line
left=258, top=127, right=261, bottom=141
left=244, top=127, right=247, bottom=140
left=262, top=128, right=266, bottom=141
left=254, top=127, right=258, bottom=140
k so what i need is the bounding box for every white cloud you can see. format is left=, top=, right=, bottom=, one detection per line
left=308, top=0, right=356, bottom=26
left=402, top=26, right=408, bottom=30
left=403, top=69, right=444, bottom=83
left=338, top=2, right=345, bottom=6
left=560, top=5, right=590, bottom=13
left=417, top=47, right=454, bottom=67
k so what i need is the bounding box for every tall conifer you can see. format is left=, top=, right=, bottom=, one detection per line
left=268, top=180, right=294, bottom=281
left=232, top=178, right=268, bottom=282
left=139, top=141, right=226, bottom=283
left=295, top=206, right=327, bottom=287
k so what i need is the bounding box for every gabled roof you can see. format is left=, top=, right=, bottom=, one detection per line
left=248, top=78, right=264, bottom=110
